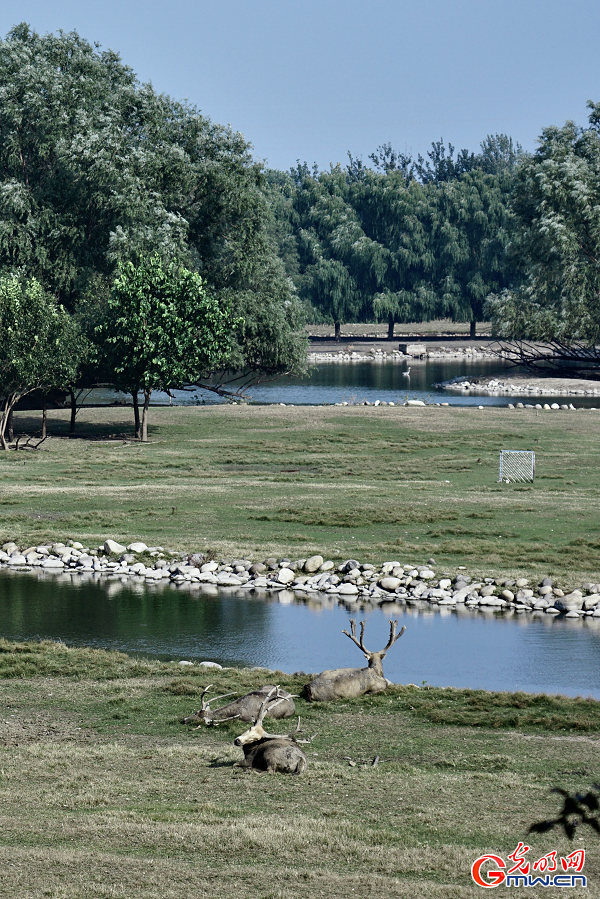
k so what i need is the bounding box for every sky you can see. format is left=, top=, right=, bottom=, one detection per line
left=1, top=0, right=600, bottom=172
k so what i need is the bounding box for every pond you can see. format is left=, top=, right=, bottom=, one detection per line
left=81, top=359, right=600, bottom=408
left=2, top=570, right=600, bottom=698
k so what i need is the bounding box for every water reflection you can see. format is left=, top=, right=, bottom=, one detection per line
left=2, top=569, right=600, bottom=698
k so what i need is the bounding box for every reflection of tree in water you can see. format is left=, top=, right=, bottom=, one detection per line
left=0, top=572, right=272, bottom=666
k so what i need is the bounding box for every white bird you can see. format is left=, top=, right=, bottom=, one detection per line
left=402, top=367, right=411, bottom=376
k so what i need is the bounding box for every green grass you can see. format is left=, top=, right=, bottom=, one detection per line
left=4, top=403, right=600, bottom=586
left=0, top=639, right=599, bottom=898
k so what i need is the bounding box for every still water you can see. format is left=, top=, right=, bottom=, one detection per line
left=2, top=570, right=600, bottom=698
left=84, top=359, right=600, bottom=408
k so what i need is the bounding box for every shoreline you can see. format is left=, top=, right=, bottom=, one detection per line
left=3, top=537, right=599, bottom=623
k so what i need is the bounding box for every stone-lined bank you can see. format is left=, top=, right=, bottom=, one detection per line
left=2, top=539, right=599, bottom=620
left=309, top=344, right=496, bottom=364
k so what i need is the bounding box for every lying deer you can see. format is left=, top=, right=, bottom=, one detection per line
left=181, top=684, right=296, bottom=727
left=233, top=687, right=308, bottom=775
left=303, top=618, right=405, bottom=702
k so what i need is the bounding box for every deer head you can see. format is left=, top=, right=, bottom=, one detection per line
left=342, top=619, right=405, bottom=678
left=234, top=686, right=301, bottom=746
left=195, top=684, right=239, bottom=725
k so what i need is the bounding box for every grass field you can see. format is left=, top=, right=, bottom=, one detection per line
left=3, top=406, right=600, bottom=896
left=0, top=639, right=598, bottom=898
left=3, top=403, right=600, bottom=586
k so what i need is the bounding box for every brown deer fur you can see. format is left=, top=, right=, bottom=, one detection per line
left=233, top=688, right=308, bottom=775
left=182, top=684, right=295, bottom=727
left=303, top=619, right=405, bottom=702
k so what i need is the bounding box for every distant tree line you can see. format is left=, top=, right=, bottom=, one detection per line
left=264, top=135, right=524, bottom=339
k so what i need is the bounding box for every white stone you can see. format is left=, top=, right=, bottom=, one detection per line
left=380, top=576, right=401, bottom=592
left=8, top=554, right=27, bottom=565
left=42, top=558, right=64, bottom=568
left=276, top=567, right=295, bottom=585
left=304, top=555, right=324, bottom=573
left=178, top=660, right=194, bottom=666
left=338, top=583, right=359, bottom=595
left=199, top=661, right=222, bottom=668
left=127, top=542, right=148, bottom=553
left=201, top=561, right=219, bottom=573
left=420, top=568, right=435, bottom=579
left=104, top=539, right=126, bottom=555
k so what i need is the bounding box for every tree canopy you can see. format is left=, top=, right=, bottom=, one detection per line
left=0, top=23, right=306, bottom=392
left=96, top=256, right=235, bottom=440
left=268, top=135, right=520, bottom=336
left=0, top=275, right=85, bottom=448
left=486, top=103, right=600, bottom=344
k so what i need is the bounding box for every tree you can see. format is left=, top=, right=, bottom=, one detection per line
left=486, top=103, right=600, bottom=343
left=0, top=275, right=85, bottom=449
left=0, top=24, right=306, bottom=382
left=431, top=170, right=514, bottom=337
left=96, top=256, right=234, bottom=441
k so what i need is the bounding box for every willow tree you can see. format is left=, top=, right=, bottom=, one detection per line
left=0, top=24, right=307, bottom=385
left=487, top=103, right=600, bottom=344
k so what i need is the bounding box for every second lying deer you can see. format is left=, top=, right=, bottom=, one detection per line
left=182, top=684, right=296, bottom=726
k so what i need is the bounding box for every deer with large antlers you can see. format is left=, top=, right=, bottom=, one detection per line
left=233, top=687, right=309, bottom=775
left=303, top=619, right=405, bottom=702
left=181, top=684, right=296, bottom=727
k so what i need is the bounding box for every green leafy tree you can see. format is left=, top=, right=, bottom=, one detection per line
left=487, top=103, right=600, bottom=343
left=0, top=275, right=85, bottom=448
left=96, top=256, right=234, bottom=441
left=431, top=170, right=514, bottom=337
left=0, top=24, right=306, bottom=383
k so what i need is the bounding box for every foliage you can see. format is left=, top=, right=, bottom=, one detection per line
left=0, top=274, right=85, bottom=448
left=487, top=102, right=600, bottom=342
left=96, top=255, right=234, bottom=439
left=0, top=23, right=306, bottom=387
left=269, top=136, right=521, bottom=334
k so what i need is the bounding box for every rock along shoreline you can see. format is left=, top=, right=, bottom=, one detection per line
left=2, top=539, right=599, bottom=623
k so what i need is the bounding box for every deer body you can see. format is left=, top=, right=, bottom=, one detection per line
left=235, top=736, right=307, bottom=775
left=182, top=685, right=295, bottom=726
left=303, top=664, right=387, bottom=702
left=233, top=687, right=309, bottom=775
left=303, top=619, right=405, bottom=702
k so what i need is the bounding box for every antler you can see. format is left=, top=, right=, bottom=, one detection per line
left=342, top=619, right=370, bottom=656
left=342, top=619, right=406, bottom=659
left=200, top=685, right=237, bottom=710
left=262, top=716, right=303, bottom=741
left=253, top=686, right=296, bottom=737
left=383, top=620, right=406, bottom=653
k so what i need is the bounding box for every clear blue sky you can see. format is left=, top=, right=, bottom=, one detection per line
left=2, top=0, right=599, bottom=172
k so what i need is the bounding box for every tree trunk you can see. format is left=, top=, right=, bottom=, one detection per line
left=7, top=408, right=13, bottom=443
left=388, top=315, right=395, bottom=340
left=334, top=321, right=341, bottom=341
left=140, top=388, right=152, bottom=442
left=41, top=400, right=48, bottom=438
left=69, top=389, right=77, bottom=434
left=0, top=397, right=16, bottom=450
left=470, top=320, right=476, bottom=339
left=132, top=392, right=141, bottom=440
